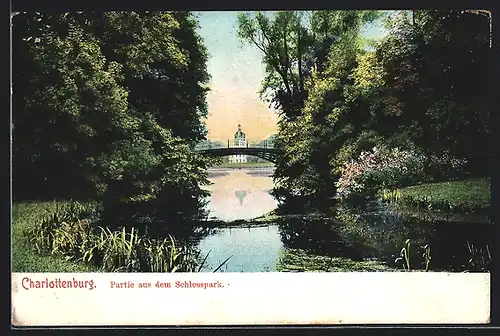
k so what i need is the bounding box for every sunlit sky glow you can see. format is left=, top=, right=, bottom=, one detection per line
left=194, top=11, right=389, bottom=142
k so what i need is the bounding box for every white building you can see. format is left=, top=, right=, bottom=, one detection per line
left=230, top=124, right=247, bottom=163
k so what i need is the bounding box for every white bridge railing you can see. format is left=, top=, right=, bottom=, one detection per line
left=194, top=139, right=275, bottom=151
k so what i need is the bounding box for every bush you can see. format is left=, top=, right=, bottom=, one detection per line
left=330, top=130, right=384, bottom=176
left=425, top=150, right=469, bottom=182
left=335, top=146, right=426, bottom=201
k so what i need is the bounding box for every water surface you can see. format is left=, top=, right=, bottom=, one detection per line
left=203, top=168, right=277, bottom=222
left=195, top=168, right=492, bottom=272
left=198, top=224, right=283, bottom=272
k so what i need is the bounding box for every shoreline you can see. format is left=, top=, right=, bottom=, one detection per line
left=208, top=162, right=276, bottom=169
left=207, top=166, right=275, bottom=172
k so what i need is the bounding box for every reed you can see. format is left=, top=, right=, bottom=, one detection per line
left=26, top=202, right=230, bottom=272
left=423, top=244, right=431, bottom=272
left=465, top=241, right=491, bottom=272
left=395, top=239, right=411, bottom=271
left=380, top=189, right=401, bottom=203
left=394, top=239, right=492, bottom=272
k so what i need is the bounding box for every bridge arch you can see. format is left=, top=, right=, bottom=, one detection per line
left=196, top=147, right=281, bottom=164
left=194, top=140, right=282, bottom=164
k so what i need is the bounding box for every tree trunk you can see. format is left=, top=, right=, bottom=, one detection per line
left=297, top=12, right=304, bottom=97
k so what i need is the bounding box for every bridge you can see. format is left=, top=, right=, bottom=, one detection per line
left=194, top=139, right=282, bottom=163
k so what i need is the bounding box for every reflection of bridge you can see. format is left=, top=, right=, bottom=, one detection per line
left=194, top=140, right=282, bottom=163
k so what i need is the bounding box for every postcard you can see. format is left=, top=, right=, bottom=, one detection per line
left=11, top=9, right=492, bottom=326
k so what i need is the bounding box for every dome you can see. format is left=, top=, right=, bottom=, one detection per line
left=234, top=130, right=246, bottom=138
left=234, top=124, right=246, bottom=139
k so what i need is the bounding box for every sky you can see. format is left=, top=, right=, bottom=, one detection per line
left=194, top=11, right=388, bottom=142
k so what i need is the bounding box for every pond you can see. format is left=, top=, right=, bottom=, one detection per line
left=193, top=167, right=492, bottom=273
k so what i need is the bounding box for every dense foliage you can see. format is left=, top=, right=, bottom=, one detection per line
left=12, top=12, right=215, bottom=233
left=335, top=146, right=426, bottom=201
left=237, top=10, right=491, bottom=202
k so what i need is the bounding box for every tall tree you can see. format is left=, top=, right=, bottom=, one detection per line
left=375, top=10, right=491, bottom=177
left=237, top=11, right=314, bottom=120
left=238, top=11, right=381, bottom=199
left=12, top=12, right=213, bottom=233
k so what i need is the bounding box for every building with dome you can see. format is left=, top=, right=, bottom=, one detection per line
left=230, top=124, right=248, bottom=163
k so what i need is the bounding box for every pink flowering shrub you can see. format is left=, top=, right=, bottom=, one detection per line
left=335, top=146, right=426, bottom=201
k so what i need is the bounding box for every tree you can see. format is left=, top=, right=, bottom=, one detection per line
left=12, top=11, right=213, bottom=234
left=12, top=12, right=131, bottom=199
left=375, top=10, right=491, bottom=177
left=237, top=11, right=314, bottom=120
left=240, top=11, right=382, bottom=199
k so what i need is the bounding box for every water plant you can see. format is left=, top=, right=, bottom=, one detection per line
left=276, top=248, right=391, bottom=272
left=395, top=239, right=411, bottom=271
left=465, top=241, right=491, bottom=272
left=381, top=189, right=402, bottom=203
left=25, top=202, right=231, bottom=272
left=395, top=239, right=433, bottom=272
left=423, top=244, right=431, bottom=272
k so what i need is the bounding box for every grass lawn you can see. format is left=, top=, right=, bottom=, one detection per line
left=12, top=201, right=96, bottom=272
left=387, top=177, right=490, bottom=213
left=211, top=162, right=275, bottom=168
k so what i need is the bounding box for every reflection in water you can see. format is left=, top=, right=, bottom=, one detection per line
left=235, top=190, right=247, bottom=206
left=276, top=203, right=493, bottom=272
left=277, top=216, right=365, bottom=261
left=203, top=168, right=278, bottom=221
left=196, top=168, right=492, bottom=272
